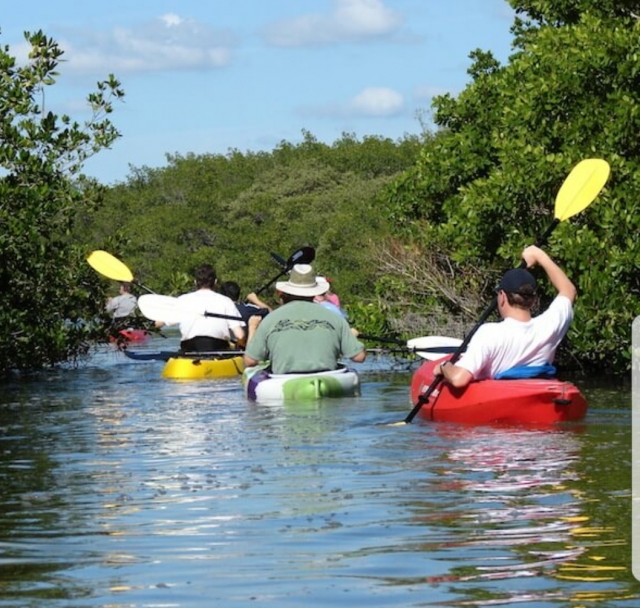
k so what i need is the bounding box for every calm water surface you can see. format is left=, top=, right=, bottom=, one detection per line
left=0, top=337, right=636, bottom=607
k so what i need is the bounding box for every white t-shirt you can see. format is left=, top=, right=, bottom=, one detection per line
left=456, top=295, right=573, bottom=381
left=175, top=289, right=244, bottom=341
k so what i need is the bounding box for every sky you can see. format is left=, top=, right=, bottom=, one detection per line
left=3, top=0, right=516, bottom=185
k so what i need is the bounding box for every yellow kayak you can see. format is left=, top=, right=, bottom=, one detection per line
left=162, top=355, right=245, bottom=380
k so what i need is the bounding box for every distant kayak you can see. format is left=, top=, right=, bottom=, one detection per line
left=243, top=363, right=360, bottom=403
left=410, top=358, right=587, bottom=425
left=162, top=355, right=244, bottom=380
left=110, top=329, right=151, bottom=345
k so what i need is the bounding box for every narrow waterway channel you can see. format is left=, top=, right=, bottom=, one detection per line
left=0, top=339, right=636, bottom=607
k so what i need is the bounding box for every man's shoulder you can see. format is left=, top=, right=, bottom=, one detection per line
left=539, top=295, right=573, bottom=319
left=470, top=322, right=507, bottom=343
left=549, top=294, right=573, bottom=308
left=177, top=290, right=197, bottom=302
left=475, top=321, right=502, bottom=332
left=182, top=289, right=227, bottom=302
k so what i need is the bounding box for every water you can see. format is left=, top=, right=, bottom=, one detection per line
left=0, top=337, right=637, bottom=607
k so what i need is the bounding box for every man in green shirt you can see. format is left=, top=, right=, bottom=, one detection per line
left=243, top=264, right=366, bottom=374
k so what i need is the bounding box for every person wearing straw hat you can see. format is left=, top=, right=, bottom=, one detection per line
left=243, top=264, right=366, bottom=374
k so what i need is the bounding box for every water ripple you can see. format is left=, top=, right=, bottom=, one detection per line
left=0, top=341, right=635, bottom=606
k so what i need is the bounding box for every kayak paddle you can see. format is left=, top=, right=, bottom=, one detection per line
left=255, top=246, right=316, bottom=295
left=359, top=334, right=463, bottom=360
left=366, top=345, right=460, bottom=360
left=137, top=294, right=244, bottom=324
left=406, top=336, right=463, bottom=360
left=270, top=252, right=288, bottom=269
left=357, top=334, right=406, bottom=346
left=402, top=158, right=611, bottom=425
left=87, top=250, right=155, bottom=294
left=124, top=349, right=244, bottom=361
left=123, top=349, right=179, bottom=361
left=124, top=341, right=459, bottom=362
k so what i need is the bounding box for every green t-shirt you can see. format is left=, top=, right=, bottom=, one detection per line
left=245, top=300, right=364, bottom=374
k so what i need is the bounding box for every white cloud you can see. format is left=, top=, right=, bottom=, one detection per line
left=57, top=14, right=237, bottom=74
left=262, top=0, right=404, bottom=47
left=160, top=13, right=183, bottom=27
left=298, top=86, right=404, bottom=119
left=349, top=87, right=404, bottom=116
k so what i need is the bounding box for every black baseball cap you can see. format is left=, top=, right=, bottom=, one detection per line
left=497, top=268, right=537, bottom=295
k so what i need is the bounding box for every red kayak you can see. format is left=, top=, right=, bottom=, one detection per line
left=410, top=358, right=588, bottom=425
left=110, top=329, right=151, bottom=345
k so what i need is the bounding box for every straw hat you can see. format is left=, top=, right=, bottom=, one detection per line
left=276, top=264, right=330, bottom=297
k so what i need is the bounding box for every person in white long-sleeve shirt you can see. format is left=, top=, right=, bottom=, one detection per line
left=435, top=245, right=576, bottom=388
left=105, top=282, right=137, bottom=318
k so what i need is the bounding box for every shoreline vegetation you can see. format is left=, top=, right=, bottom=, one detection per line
left=2, top=3, right=640, bottom=376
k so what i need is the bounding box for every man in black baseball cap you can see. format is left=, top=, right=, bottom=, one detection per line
left=435, top=245, right=576, bottom=388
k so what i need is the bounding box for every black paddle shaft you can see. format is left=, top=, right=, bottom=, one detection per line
left=132, top=279, right=156, bottom=295
left=357, top=334, right=405, bottom=346
left=204, top=311, right=243, bottom=321
left=270, top=252, right=287, bottom=268
left=255, top=247, right=316, bottom=296
left=124, top=349, right=243, bottom=361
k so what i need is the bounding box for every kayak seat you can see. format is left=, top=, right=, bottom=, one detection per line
left=494, top=364, right=557, bottom=380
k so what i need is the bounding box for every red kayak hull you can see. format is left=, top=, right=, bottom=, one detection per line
left=410, top=359, right=588, bottom=425
left=110, top=329, right=151, bottom=344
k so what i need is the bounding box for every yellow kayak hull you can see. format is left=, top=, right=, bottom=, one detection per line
left=162, top=356, right=245, bottom=380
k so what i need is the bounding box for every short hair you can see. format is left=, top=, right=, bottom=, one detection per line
left=220, top=281, right=240, bottom=301
left=279, top=292, right=314, bottom=304
left=120, top=282, right=132, bottom=293
left=194, top=264, right=217, bottom=289
left=504, top=291, right=537, bottom=309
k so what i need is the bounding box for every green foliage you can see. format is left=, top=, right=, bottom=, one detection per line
left=345, top=301, right=394, bottom=339
left=0, top=30, right=124, bottom=374
left=16, top=4, right=638, bottom=377
left=508, top=0, right=640, bottom=28
left=379, top=6, right=640, bottom=373
left=78, top=132, right=425, bottom=309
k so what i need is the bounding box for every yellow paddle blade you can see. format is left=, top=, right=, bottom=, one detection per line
left=87, top=250, right=134, bottom=282
left=555, top=158, right=610, bottom=221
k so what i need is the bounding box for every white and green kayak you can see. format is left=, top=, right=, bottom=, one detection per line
left=243, top=363, right=360, bottom=403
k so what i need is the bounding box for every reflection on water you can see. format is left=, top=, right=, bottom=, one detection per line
left=0, top=340, right=637, bottom=606
left=407, top=425, right=631, bottom=605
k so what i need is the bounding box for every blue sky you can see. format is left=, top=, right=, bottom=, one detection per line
left=3, top=0, right=516, bottom=185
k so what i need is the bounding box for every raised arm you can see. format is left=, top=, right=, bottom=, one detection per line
left=246, top=292, right=273, bottom=311
left=521, top=245, right=576, bottom=303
